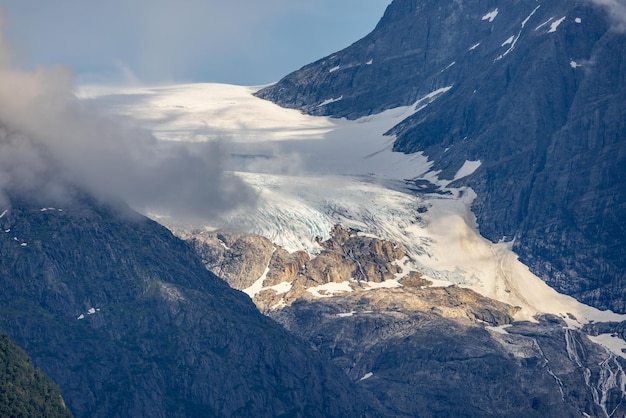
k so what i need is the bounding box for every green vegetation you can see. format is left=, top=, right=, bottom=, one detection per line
left=0, top=332, right=72, bottom=418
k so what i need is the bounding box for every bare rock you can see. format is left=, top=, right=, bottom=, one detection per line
left=399, top=272, right=432, bottom=288
left=264, top=248, right=309, bottom=287
left=182, top=230, right=275, bottom=290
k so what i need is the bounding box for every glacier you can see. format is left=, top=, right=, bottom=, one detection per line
left=80, top=82, right=626, bottom=341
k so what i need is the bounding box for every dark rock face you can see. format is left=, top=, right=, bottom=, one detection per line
left=272, top=300, right=626, bottom=417
left=256, top=0, right=626, bottom=313
left=182, top=229, right=275, bottom=289
left=0, top=194, right=380, bottom=418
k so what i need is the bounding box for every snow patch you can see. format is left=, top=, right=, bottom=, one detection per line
left=392, top=257, right=416, bottom=280
left=78, top=83, right=337, bottom=143
left=469, top=43, right=481, bottom=51
left=363, top=279, right=402, bottom=290
left=494, top=8, right=541, bottom=63
left=77, top=307, right=101, bottom=320
left=575, top=18, right=582, bottom=24
left=486, top=325, right=512, bottom=335
left=243, top=248, right=276, bottom=298
left=307, top=281, right=353, bottom=298
left=266, top=281, right=293, bottom=295
left=548, top=17, right=566, bottom=33
left=521, top=5, right=541, bottom=28
left=441, top=61, right=456, bottom=72
left=495, top=31, right=522, bottom=61
left=453, top=160, right=482, bottom=181
left=40, top=207, right=63, bottom=213
left=270, top=299, right=287, bottom=311
left=337, top=311, right=356, bottom=318
left=570, top=60, right=581, bottom=68
left=0, top=210, right=7, bottom=219
left=329, top=66, right=340, bottom=73
left=360, top=372, right=374, bottom=381
left=20, top=243, right=27, bottom=247
left=413, top=86, right=453, bottom=113
left=535, top=18, right=554, bottom=31
left=318, top=96, right=343, bottom=107
left=588, top=334, right=626, bottom=360
left=482, top=9, right=499, bottom=22
left=502, top=36, right=515, bottom=46
left=413, top=189, right=626, bottom=325
left=366, top=59, right=373, bottom=65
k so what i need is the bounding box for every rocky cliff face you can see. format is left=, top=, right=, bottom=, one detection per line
left=185, top=225, right=626, bottom=417
left=186, top=225, right=422, bottom=313
left=273, top=304, right=626, bottom=417
left=256, top=0, right=626, bottom=313
left=0, top=193, right=380, bottom=418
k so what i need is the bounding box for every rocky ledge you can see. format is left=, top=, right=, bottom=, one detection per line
left=180, top=224, right=518, bottom=324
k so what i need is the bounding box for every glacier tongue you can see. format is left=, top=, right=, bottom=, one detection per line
left=82, top=82, right=626, bottom=326
left=223, top=172, right=431, bottom=257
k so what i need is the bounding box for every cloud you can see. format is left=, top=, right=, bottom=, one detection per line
left=587, top=0, right=626, bottom=31
left=0, top=16, right=257, bottom=222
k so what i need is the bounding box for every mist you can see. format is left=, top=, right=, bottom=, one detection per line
left=588, top=0, right=626, bottom=31
left=0, top=19, right=257, bottom=222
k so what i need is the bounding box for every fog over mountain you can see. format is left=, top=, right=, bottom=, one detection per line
left=0, top=18, right=256, bottom=221
left=589, top=0, right=626, bottom=30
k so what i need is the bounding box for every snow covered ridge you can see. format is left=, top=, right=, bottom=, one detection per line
left=82, top=82, right=626, bottom=336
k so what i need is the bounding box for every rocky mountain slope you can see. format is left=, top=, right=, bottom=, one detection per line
left=0, top=192, right=381, bottom=418
left=184, top=225, right=626, bottom=417
left=256, top=0, right=626, bottom=313
left=274, top=305, right=625, bottom=417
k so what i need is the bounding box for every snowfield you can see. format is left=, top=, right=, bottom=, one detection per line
left=81, top=82, right=626, bottom=331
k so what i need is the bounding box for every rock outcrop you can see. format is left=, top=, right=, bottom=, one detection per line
left=181, top=229, right=275, bottom=289
left=182, top=222, right=626, bottom=417
left=186, top=224, right=527, bottom=325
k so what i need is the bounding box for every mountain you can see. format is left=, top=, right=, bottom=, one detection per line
left=70, top=3, right=626, bottom=414
left=0, top=191, right=381, bottom=417
left=0, top=332, right=72, bottom=418
left=181, top=224, right=626, bottom=417
left=256, top=0, right=626, bottom=314
left=84, top=78, right=626, bottom=416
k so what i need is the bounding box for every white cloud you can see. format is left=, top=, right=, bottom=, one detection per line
left=587, top=0, right=626, bottom=31
left=0, top=15, right=257, bottom=221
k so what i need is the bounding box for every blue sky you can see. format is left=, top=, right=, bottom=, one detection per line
left=1, top=1, right=391, bottom=85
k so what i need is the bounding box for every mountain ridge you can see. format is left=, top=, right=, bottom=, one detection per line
left=0, top=192, right=382, bottom=417
left=255, top=0, right=626, bottom=313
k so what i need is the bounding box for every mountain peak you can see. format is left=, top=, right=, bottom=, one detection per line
left=256, top=0, right=626, bottom=314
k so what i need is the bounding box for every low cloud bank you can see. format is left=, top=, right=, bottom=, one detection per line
left=0, top=19, right=257, bottom=222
